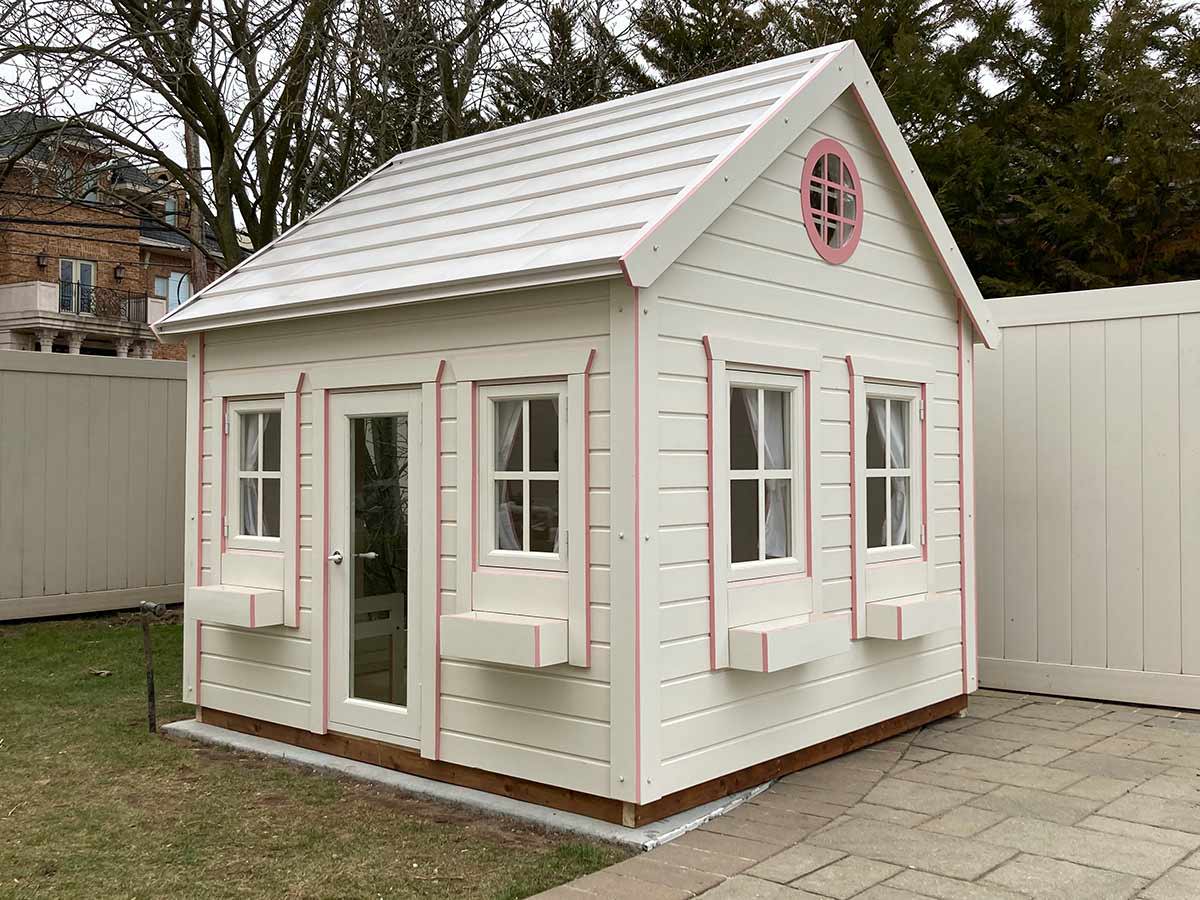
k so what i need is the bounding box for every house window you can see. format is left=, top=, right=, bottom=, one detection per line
left=58, top=258, right=96, bottom=313
left=167, top=271, right=191, bottom=311
left=800, top=138, right=862, bottom=265
left=728, top=372, right=805, bottom=577
left=165, top=197, right=178, bottom=226
left=153, top=276, right=169, bottom=298
left=479, top=382, right=567, bottom=571
left=231, top=402, right=282, bottom=543
left=864, top=385, right=920, bottom=558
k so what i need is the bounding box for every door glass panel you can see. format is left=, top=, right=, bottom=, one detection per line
left=350, top=415, right=409, bottom=707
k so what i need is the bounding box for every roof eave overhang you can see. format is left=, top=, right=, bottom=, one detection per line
left=151, top=260, right=625, bottom=338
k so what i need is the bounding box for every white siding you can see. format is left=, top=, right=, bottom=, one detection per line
left=649, top=92, right=968, bottom=797
left=977, top=289, right=1200, bottom=709
left=184, top=281, right=616, bottom=794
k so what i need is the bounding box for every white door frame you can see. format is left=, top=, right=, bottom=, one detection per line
left=327, top=389, right=422, bottom=743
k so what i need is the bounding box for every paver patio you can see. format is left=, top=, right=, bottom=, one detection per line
left=536, top=691, right=1200, bottom=899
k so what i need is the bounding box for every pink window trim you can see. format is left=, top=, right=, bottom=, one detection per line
left=800, top=138, right=863, bottom=265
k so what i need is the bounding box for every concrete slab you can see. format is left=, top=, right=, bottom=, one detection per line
left=162, top=718, right=769, bottom=851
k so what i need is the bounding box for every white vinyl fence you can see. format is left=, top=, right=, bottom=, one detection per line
left=975, top=281, right=1200, bottom=708
left=0, top=351, right=186, bottom=619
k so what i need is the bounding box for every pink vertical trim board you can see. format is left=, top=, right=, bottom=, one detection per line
left=195, top=334, right=205, bottom=587
left=921, top=383, right=929, bottom=563
left=957, top=313, right=969, bottom=693
left=294, top=373, right=305, bottom=625
left=249, top=594, right=257, bottom=629
left=701, top=336, right=718, bottom=670
left=583, top=348, right=597, bottom=668
left=194, top=618, right=203, bottom=707
left=534, top=624, right=542, bottom=668
left=845, top=355, right=859, bottom=639
left=804, top=372, right=814, bottom=577
left=220, top=397, right=228, bottom=554
left=321, top=388, right=330, bottom=732
left=433, top=360, right=447, bottom=759
left=761, top=631, right=769, bottom=673
left=632, top=288, right=643, bottom=804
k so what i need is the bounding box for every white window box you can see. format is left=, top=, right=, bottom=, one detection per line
left=187, top=584, right=284, bottom=629
left=440, top=611, right=568, bottom=668
left=865, top=593, right=958, bottom=641
left=728, top=613, right=850, bottom=673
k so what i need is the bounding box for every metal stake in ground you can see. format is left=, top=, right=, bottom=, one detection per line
left=139, top=601, right=167, bottom=733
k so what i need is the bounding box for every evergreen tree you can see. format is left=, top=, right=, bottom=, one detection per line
left=633, top=0, right=768, bottom=85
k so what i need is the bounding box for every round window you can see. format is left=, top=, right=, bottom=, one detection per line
left=800, top=138, right=862, bottom=264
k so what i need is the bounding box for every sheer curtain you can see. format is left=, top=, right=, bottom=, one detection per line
left=495, top=401, right=523, bottom=550
left=762, top=391, right=788, bottom=559
left=240, top=414, right=261, bottom=535
left=887, top=401, right=909, bottom=545
left=740, top=389, right=789, bottom=560
left=868, top=399, right=910, bottom=546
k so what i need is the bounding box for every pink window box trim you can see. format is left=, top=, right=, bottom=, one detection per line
left=800, top=137, right=863, bottom=265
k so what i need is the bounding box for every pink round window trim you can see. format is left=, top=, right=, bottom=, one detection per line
left=800, top=138, right=863, bottom=265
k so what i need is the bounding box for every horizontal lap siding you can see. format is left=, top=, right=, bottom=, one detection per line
left=652, top=94, right=965, bottom=795
left=190, top=283, right=613, bottom=794
left=977, top=311, right=1200, bottom=694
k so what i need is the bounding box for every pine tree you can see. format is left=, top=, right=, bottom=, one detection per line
left=633, top=0, right=768, bottom=85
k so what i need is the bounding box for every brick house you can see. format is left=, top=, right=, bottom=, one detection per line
left=0, top=113, right=228, bottom=358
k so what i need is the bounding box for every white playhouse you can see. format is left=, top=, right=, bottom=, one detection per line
left=156, top=40, right=998, bottom=825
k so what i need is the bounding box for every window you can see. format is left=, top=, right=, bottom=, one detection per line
left=167, top=271, right=191, bottom=311
left=58, top=258, right=96, bottom=313
left=800, top=138, right=863, bottom=265
left=165, top=196, right=178, bottom=226
left=479, top=382, right=567, bottom=571
left=232, top=403, right=282, bottom=543
left=727, top=371, right=805, bottom=578
left=864, top=385, right=920, bottom=559
left=153, top=276, right=169, bottom=298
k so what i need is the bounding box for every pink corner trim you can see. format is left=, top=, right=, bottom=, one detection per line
left=294, top=374, right=304, bottom=626
left=321, top=388, right=330, bottom=733
left=632, top=288, right=643, bottom=804
left=219, top=397, right=228, bottom=555
left=702, top=336, right=718, bottom=671
left=800, top=137, right=863, bottom=265
left=804, top=373, right=814, bottom=577
left=583, top=347, right=597, bottom=668
left=194, top=618, right=203, bottom=707
left=921, top=383, right=929, bottom=563
left=619, top=50, right=841, bottom=280
left=195, top=334, right=205, bottom=587
left=470, top=381, right=478, bottom=573
left=845, top=355, right=859, bottom=640
left=957, top=314, right=969, bottom=693
left=760, top=631, right=769, bottom=673
left=433, top=359, right=447, bottom=759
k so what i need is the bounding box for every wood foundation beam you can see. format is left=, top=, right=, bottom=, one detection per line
left=194, top=694, right=966, bottom=827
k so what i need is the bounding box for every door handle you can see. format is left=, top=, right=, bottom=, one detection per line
left=355, top=551, right=378, bottom=560
left=327, top=550, right=343, bottom=565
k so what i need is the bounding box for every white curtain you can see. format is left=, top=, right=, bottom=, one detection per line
left=240, top=414, right=261, bottom=535
left=740, top=389, right=789, bottom=559
left=869, top=399, right=910, bottom=546
left=495, top=401, right=523, bottom=550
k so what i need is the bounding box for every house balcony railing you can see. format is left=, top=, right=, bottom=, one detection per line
left=58, top=281, right=148, bottom=324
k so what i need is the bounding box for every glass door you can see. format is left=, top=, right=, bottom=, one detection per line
left=327, top=390, right=422, bottom=741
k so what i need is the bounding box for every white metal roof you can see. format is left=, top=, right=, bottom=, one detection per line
left=156, top=41, right=998, bottom=346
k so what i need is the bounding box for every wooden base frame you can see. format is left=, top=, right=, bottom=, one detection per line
left=197, top=694, right=966, bottom=827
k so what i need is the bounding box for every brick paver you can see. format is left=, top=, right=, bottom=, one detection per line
left=535, top=692, right=1200, bottom=899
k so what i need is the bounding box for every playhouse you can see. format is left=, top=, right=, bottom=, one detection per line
left=155, top=40, right=998, bottom=825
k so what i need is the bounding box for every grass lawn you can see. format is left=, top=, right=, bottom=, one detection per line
left=0, top=611, right=627, bottom=899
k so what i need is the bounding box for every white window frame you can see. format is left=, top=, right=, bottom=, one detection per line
left=862, top=382, right=923, bottom=565
left=477, top=381, right=569, bottom=573
left=727, top=370, right=807, bottom=582
left=226, top=397, right=285, bottom=552
left=60, top=257, right=96, bottom=285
